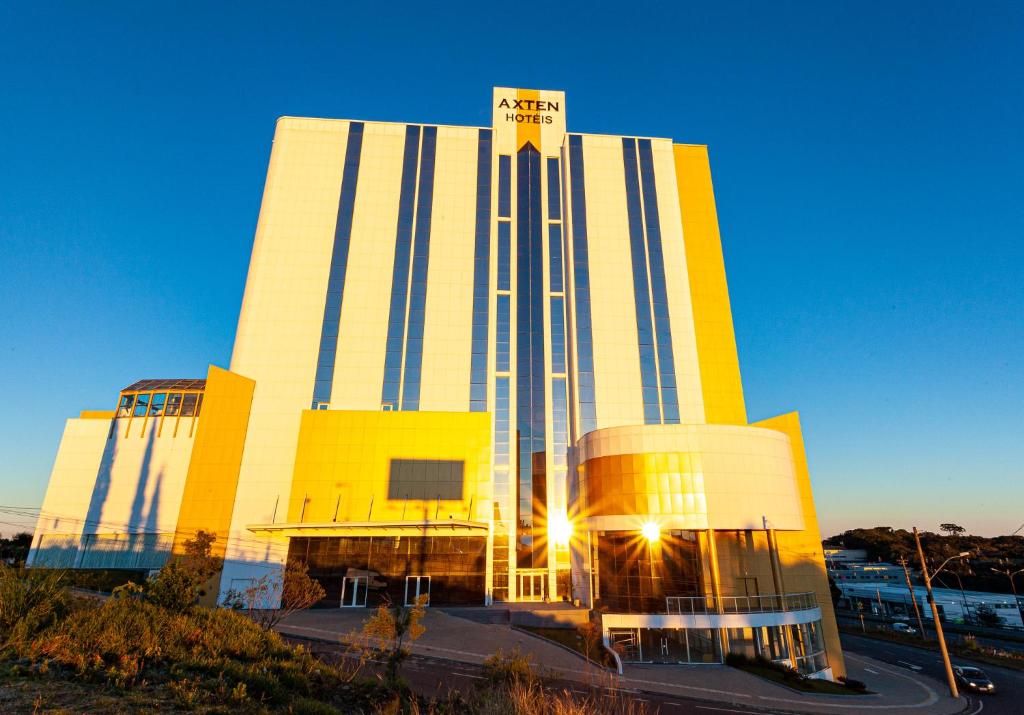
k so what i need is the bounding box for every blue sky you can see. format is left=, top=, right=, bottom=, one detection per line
left=1, top=2, right=1021, bottom=538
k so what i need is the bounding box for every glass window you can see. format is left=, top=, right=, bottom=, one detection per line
left=498, top=155, right=511, bottom=217
left=546, top=157, right=561, bottom=220
left=117, top=394, right=135, bottom=418
left=165, top=393, right=183, bottom=416
left=132, top=393, right=149, bottom=418
left=181, top=393, right=198, bottom=417
left=497, top=222, right=511, bottom=290
left=149, top=393, right=166, bottom=416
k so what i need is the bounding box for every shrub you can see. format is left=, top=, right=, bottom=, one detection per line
left=482, top=647, right=536, bottom=686
left=0, top=564, right=67, bottom=652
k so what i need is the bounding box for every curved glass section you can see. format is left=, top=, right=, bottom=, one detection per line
left=594, top=530, right=703, bottom=614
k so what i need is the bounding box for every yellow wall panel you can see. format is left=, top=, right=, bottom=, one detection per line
left=174, top=365, right=255, bottom=559
left=753, top=411, right=846, bottom=677
left=287, top=410, right=492, bottom=526
left=673, top=145, right=747, bottom=425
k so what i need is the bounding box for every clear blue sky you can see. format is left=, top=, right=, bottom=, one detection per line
left=1, top=2, right=1021, bottom=538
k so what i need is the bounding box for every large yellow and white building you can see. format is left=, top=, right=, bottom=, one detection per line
left=28, top=88, right=843, bottom=677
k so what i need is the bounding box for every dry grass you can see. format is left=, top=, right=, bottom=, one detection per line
left=2, top=565, right=657, bottom=713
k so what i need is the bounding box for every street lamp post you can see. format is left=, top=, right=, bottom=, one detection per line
left=990, top=562, right=1024, bottom=625
left=913, top=527, right=969, bottom=700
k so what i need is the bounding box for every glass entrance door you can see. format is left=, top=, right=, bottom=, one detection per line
left=405, top=575, right=430, bottom=606
left=341, top=576, right=367, bottom=607
left=517, top=570, right=546, bottom=601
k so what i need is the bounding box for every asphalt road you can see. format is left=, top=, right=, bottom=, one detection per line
left=841, top=632, right=1021, bottom=715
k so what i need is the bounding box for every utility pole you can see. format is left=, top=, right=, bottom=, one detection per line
left=914, top=527, right=967, bottom=699
left=898, top=556, right=927, bottom=637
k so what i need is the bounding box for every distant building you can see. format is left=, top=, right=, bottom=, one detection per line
left=838, top=582, right=1024, bottom=629
left=27, top=87, right=844, bottom=678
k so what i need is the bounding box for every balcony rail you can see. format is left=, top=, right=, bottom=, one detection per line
left=665, top=592, right=818, bottom=615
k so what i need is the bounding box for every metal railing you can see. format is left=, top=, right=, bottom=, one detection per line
left=665, top=592, right=818, bottom=615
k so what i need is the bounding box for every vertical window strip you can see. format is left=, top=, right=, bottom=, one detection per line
left=496, top=294, right=511, bottom=373
left=516, top=144, right=545, bottom=568
left=638, top=139, right=680, bottom=423
left=551, top=377, right=568, bottom=468
left=498, top=155, right=512, bottom=218
left=469, top=129, right=493, bottom=412
left=497, top=222, right=511, bottom=291
left=311, top=122, right=365, bottom=408
left=547, top=156, right=561, bottom=220
left=492, top=374, right=511, bottom=601
left=380, top=125, right=422, bottom=409
left=622, top=138, right=662, bottom=424
left=548, top=223, right=563, bottom=293
left=550, top=296, right=566, bottom=374
left=400, top=126, right=438, bottom=411
left=568, top=135, right=596, bottom=434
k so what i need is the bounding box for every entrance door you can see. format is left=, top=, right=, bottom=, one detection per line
left=341, top=576, right=368, bottom=607
left=609, top=628, right=641, bottom=662
left=517, top=571, right=546, bottom=601
left=405, top=575, right=430, bottom=607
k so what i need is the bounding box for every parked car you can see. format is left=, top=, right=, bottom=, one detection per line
left=953, top=665, right=996, bottom=694
left=890, top=622, right=917, bottom=635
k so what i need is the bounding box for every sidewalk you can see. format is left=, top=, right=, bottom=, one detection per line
left=277, top=608, right=968, bottom=714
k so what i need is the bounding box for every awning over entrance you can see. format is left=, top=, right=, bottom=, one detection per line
left=246, top=519, right=488, bottom=538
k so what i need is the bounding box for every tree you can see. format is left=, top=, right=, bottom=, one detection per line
left=361, top=594, right=427, bottom=689
left=238, top=559, right=325, bottom=630
left=975, top=604, right=1003, bottom=628
left=0, top=533, right=32, bottom=566
left=940, top=524, right=966, bottom=537
left=145, top=530, right=223, bottom=613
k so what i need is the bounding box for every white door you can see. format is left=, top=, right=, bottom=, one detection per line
left=518, top=572, right=545, bottom=601
left=341, top=576, right=367, bottom=607
left=404, top=575, right=430, bottom=607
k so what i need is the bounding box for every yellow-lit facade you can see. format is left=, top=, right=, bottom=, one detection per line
left=28, top=87, right=842, bottom=678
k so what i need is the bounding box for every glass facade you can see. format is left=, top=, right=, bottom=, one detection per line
left=594, top=530, right=702, bottom=614
left=288, top=536, right=487, bottom=607
left=312, top=122, right=364, bottom=409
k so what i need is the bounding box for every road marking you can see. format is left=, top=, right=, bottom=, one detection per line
left=695, top=707, right=758, bottom=714
left=864, top=667, right=879, bottom=674
left=897, top=660, right=922, bottom=671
